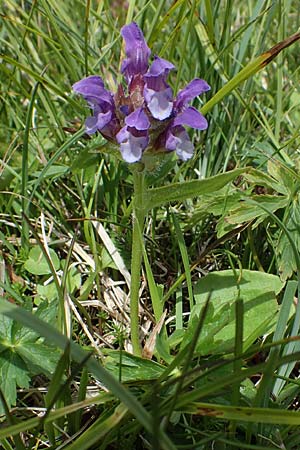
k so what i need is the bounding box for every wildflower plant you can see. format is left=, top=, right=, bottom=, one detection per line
left=73, top=22, right=216, bottom=355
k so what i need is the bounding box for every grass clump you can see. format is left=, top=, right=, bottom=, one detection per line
left=1, top=1, right=300, bottom=449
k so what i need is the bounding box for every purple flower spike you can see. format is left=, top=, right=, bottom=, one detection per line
left=72, top=22, right=210, bottom=163
left=121, top=22, right=151, bottom=82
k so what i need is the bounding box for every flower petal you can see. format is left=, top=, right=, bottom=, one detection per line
left=175, top=78, right=210, bottom=109
left=96, top=110, right=113, bottom=129
left=145, top=56, right=174, bottom=78
left=125, top=107, right=150, bottom=130
left=72, top=75, right=113, bottom=105
left=85, top=116, right=98, bottom=134
left=173, top=106, right=208, bottom=130
left=116, top=126, right=149, bottom=163
left=143, top=56, right=174, bottom=120
left=72, top=75, right=104, bottom=93
left=121, top=22, right=150, bottom=82
left=166, top=126, right=194, bottom=161
left=144, top=87, right=173, bottom=120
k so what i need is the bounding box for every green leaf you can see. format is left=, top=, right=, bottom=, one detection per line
left=0, top=351, right=30, bottom=413
left=143, top=151, right=177, bottom=187
left=103, top=350, right=165, bottom=383
left=145, top=167, right=249, bottom=210
left=65, top=266, right=82, bottom=293
left=184, top=401, right=300, bottom=425
left=0, top=301, right=172, bottom=445
left=17, top=342, right=60, bottom=376
left=71, top=147, right=102, bottom=173
left=37, top=282, right=58, bottom=303
left=0, top=301, right=60, bottom=412
left=32, top=165, right=68, bottom=179
left=245, top=166, right=288, bottom=195
left=222, top=194, right=288, bottom=232
left=200, top=32, right=300, bottom=115
left=186, top=270, right=283, bottom=354
left=24, top=246, right=60, bottom=275
left=267, top=160, right=297, bottom=195
left=277, top=194, right=300, bottom=280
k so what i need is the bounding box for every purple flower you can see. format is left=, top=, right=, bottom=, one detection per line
left=144, top=56, right=175, bottom=120
left=116, top=107, right=150, bottom=162
left=72, top=75, right=119, bottom=138
left=72, top=22, right=210, bottom=163
left=121, top=22, right=150, bottom=83
left=163, top=79, right=211, bottom=160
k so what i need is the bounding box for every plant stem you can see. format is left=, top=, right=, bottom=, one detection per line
left=130, top=168, right=146, bottom=356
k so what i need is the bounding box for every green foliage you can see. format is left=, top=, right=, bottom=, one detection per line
left=0, top=302, right=60, bottom=414
left=24, top=246, right=60, bottom=275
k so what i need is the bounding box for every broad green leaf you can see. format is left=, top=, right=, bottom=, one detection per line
left=180, top=302, right=231, bottom=354
left=191, top=190, right=242, bottom=221
left=14, top=301, right=58, bottom=342
left=103, top=350, right=165, bottom=382
left=37, top=282, right=58, bottom=303
left=245, top=167, right=288, bottom=195
left=24, top=245, right=60, bottom=275
left=267, top=160, right=297, bottom=194
left=0, top=301, right=60, bottom=411
left=145, top=167, right=248, bottom=210
left=17, top=342, right=60, bottom=376
left=186, top=270, right=283, bottom=354
left=0, top=351, right=30, bottom=414
left=222, top=194, right=289, bottom=232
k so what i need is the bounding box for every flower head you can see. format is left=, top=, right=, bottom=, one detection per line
left=72, top=22, right=210, bottom=163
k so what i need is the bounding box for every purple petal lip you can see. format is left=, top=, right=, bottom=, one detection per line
left=125, top=107, right=150, bottom=130
left=144, top=56, right=174, bottom=92
left=84, top=110, right=112, bottom=134
left=173, top=106, right=208, bottom=130
left=121, top=22, right=151, bottom=81
left=143, top=56, right=175, bottom=120
left=166, top=126, right=194, bottom=161
left=72, top=75, right=114, bottom=108
left=145, top=56, right=174, bottom=77
left=116, top=126, right=149, bottom=163
left=144, top=87, right=173, bottom=120
left=72, top=75, right=105, bottom=93
left=175, top=78, right=210, bottom=109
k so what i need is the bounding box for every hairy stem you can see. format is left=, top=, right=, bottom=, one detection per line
left=130, top=168, right=146, bottom=356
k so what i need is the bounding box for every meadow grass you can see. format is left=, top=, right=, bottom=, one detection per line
left=1, top=0, right=300, bottom=448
